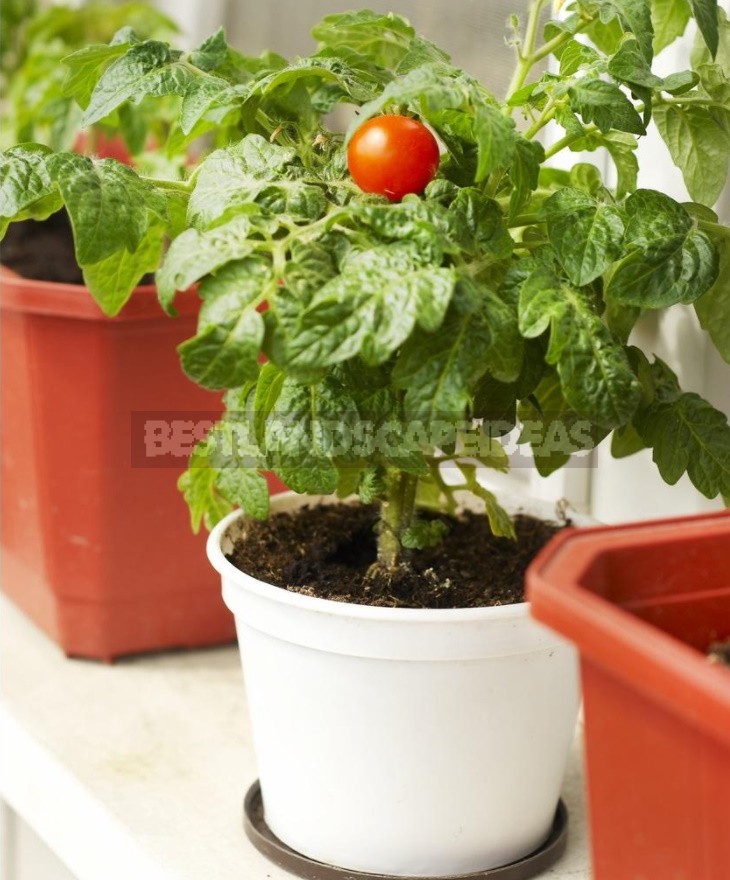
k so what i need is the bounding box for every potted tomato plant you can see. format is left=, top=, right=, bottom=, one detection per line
left=3, top=0, right=730, bottom=874
left=0, top=2, right=284, bottom=661
left=528, top=510, right=730, bottom=880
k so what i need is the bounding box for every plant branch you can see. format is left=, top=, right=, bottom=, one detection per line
left=524, top=99, right=556, bottom=139
left=543, top=123, right=599, bottom=158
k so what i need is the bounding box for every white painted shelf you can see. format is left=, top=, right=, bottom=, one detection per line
left=0, top=596, right=591, bottom=879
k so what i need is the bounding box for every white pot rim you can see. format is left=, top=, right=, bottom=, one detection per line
left=207, top=492, right=587, bottom=625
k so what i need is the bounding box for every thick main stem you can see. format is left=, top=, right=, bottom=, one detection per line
left=377, top=471, right=418, bottom=569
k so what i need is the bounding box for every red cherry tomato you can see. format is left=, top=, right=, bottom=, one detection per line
left=347, top=115, right=440, bottom=202
left=73, top=130, right=134, bottom=166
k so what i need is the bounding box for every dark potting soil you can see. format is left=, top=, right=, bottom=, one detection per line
left=3, top=212, right=84, bottom=284
left=226, top=503, right=563, bottom=609
left=1, top=212, right=154, bottom=286
left=707, top=639, right=730, bottom=668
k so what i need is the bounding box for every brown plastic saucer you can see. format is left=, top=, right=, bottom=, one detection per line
left=243, top=781, right=568, bottom=880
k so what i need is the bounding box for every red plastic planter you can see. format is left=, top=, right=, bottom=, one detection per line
left=527, top=511, right=730, bottom=880
left=1, top=268, right=280, bottom=661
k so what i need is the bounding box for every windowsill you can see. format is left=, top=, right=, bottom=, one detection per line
left=0, top=596, right=591, bottom=879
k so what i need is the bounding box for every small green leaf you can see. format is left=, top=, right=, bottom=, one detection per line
left=652, top=0, right=692, bottom=53
left=519, top=267, right=642, bottom=428
left=608, top=190, right=719, bottom=307
left=620, top=0, right=656, bottom=58
left=48, top=153, right=166, bottom=266
left=264, top=377, right=355, bottom=494
left=188, top=136, right=326, bottom=228
left=178, top=441, right=232, bottom=532
left=569, top=79, right=645, bottom=135
left=216, top=465, right=269, bottom=520
left=473, top=104, right=518, bottom=182
left=82, top=217, right=164, bottom=316
left=0, top=144, right=61, bottom=229
left=278, top=242, right=456, bottom=371
left=518, top=373, right=609, bottom=475
left=402, top=518, right=449, bottom=549
left=695, top=238, right=730, bottom=362
left=82, top=40, right=191, bottom=125
left=654, top=103, right=730, bottom=205
left=189, top=28, right=228, bottom=71
left=456, top=463, right=516, bottom=539
left=508, top=138, right=544, bottom=218
left=540, top=187, right=625, bottom=286
left=393, top=302, right=492, bottom=426
left=691, top=0, right=720, bottom=58
left=156, top=216, right=259, bottom=313
left=311, top=10, right=416, bottom=69
left=635, top=358, right=730, bottom=497
left=62, top=42, right=131, bottom=108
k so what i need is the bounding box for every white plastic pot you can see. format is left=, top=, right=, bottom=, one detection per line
left=208, top=491, right=585, bottom=877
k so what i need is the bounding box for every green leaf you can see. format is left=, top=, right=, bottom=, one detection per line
left=48, top=153, right=166, bottom=266
left=188, top=136, right=326, bottom=228
left=348, top=64, right=467, bottom=137
left=393, top=302, right=492, bottom=426
left=691, top=0, right=720, bottom=58
left=508, top=138, right=544, bottom=218
left=311, top=10, right=415, bottom=69
left=559, top=40, right=601, bottom=76
left=611, top=421, right=647, bottom=457
left=695, top=237, right=730, bottom=362
left=652, top=0, right=692, bottom=53
left=216, top=464, right=269, bottom=520
left=473, top=104, right=518, bottom=182
left=540, top=187, right=625, bottom=286
left=448, top=189, right=513, bottom=259
left=519, top=267, right=642, bottom=427
left=635, top=358, right=730, bottom=497
left=178, top=442, right=232, bottom=533
left=156, top=216, right=259, bottom=313
left=570, top=129, right=639, bottom=197
left=456, top=463, right=516, bottom=539
left=253, top=362, right=286, bottom=446
left=82, top=217, right=164, bottom=316
left=653, top=103, right=730, bottom=205
left=401, top=518, right=449, bottom=549
left=189, top=27, right=228, bottom=71
left=605, top=0, right=656, bottom=61
left=519, top=373, right=610, bottom=475
left=82, top=40, right=193, bottom=125
left=178, top=257, right=269, bottom=390
left=569, top=79, right=646, bottom=135
left=278, top=242, right=456, bottom=371
left=62, top=42, right=131, bottom=108
left=607, top=189, right=719, bottom=307
left=264, top=377, right=355, bottom=494
left=608, top=37, right=697, bottom=92
left=0, top=144, right=62, bottom=229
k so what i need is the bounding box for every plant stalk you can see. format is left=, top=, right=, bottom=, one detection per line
left=377, top=471, right=418, bottom=569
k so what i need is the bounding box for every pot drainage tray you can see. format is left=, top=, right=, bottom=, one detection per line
left=243, top=780, right=568, bottom=880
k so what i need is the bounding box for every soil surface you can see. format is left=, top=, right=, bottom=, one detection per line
left=707, top=639, right=730, bottom=668
left=3, top=212, right=85, bottom=284
left=2, top=212, right=153, bottom=285
left=226, top=503, right=563, bottom=609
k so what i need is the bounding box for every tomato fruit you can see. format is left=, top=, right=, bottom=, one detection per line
left=347, top=115, right=439, bottom=201
left=73, top=130, right=134, bottom=166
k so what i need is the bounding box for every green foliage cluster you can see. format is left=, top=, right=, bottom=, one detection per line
left=1, top=1, right=730, bottom=565
left=1, top=1, right=177, bottom=154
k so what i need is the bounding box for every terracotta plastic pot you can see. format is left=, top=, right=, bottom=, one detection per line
left=527, top=511, right=730, bottom=880
left=208, top=491, right=589, bottom=878
left=1, top=267, right=280, bottom=661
